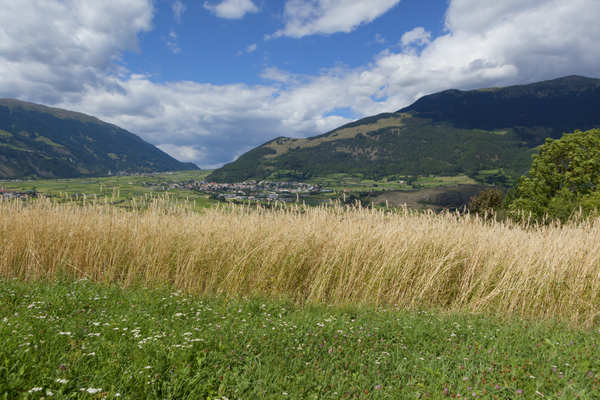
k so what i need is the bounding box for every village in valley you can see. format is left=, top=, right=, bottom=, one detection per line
left=0, top=185, right=38, bottom=200
left=142, top=178, right=330, bottom=202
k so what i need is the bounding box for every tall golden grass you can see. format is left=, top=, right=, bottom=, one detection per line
left=2, top=197, right=600, bottom=326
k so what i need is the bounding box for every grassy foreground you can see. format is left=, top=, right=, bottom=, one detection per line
left=2, top=198, right=600, bottom=326
left=1, top=279, right=599, bottom=399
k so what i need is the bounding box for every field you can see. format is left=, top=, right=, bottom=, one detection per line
left=0, top=170, right=215, bottom=207
left=2, top=198, right=600, bottom=325
left=2, top=198, right=600, bottom=398
left=304, top=173, right=477, bottom=192
left=372, top=185, right=487, bottom=209
left=2, top=279, right=599, bottom=399
left=1, top=171, right=490, bottom=210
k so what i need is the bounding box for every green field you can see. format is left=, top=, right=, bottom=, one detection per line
left=1, top=171, right=489, bottom=210
left=0, top=170, right=215, bottom=208
left=1, top=279, right=599, bottom=399
left=306, top=173, right=477, bottom=192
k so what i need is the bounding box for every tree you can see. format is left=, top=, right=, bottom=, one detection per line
left=508, top=129, right=600, bottom=221
left=468, top=188, right=504, bottom=215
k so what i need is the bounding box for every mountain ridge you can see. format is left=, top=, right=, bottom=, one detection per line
left=208, top=75, right=600, bottom=183
left=0, top=99, right=198, bottom=179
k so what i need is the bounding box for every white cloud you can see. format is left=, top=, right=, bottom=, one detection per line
left=203, top=0, right=259, bottom=19
left=1, top=0, right=600, bottom=168
left=246, top=43, right=258, bottom=53
left=157, top=144, right=202, bottom=163
left=0, top=0, right=153, bottom=104
left=172, top=1, right=187, bottom=23
left=272, top=0, right=401, bottom=38
left=166, top=30, right=181, bottom=54
left=401, top=27, right=431, bottom=47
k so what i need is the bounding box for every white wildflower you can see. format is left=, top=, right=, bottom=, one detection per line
left=80, top=388, right=102, bottom=394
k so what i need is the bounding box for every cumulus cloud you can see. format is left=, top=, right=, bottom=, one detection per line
left=203, top=0, right=259, bottom=19
left=1, top=0, right=600, bottom=168
left=157, top=144, right=203, bottom=163
left=272, top=0, right=401, bottom=38
left=401, top=27, right=431, bottom=48
left=0, top=0, right=153, bottom=104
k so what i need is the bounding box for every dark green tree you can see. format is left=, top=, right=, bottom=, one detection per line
left=508, top=129, right=600, bottom=221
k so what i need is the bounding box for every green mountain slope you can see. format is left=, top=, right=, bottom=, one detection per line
left=0, top=99, right=197, bottom=179
left=208, top=76, right=600, bottom=184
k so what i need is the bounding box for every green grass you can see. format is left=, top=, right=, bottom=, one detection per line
left=0, top=170, right=216, bottom=209
left=2, top=280, right=599, bottom=399
left=307, top=173, right=410, bottom=192
left=413, top=175, right=478, bottom=188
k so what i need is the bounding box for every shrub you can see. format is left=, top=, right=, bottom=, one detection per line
left=467, top=188, right=504, bottom=215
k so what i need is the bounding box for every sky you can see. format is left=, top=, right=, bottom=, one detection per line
left=1, top=0, right=600, bottom=168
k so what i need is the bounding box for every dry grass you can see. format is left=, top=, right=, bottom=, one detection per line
left=2, top=198, right=600, bottom=326
left=264, top=115, right=409, bottom=157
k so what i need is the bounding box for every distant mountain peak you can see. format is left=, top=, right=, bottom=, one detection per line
left=0, top=98, right=103, bottom=125
left=0, top=99, right=197, bottom=179
left=208, top=75, right=600, bottom=183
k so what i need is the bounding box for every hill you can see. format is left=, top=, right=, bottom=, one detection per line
left=0, top=99, right=198, bottom=179
left=208, top=76, right=600, bottom=184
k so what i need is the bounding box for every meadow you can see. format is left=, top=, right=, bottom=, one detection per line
left=1, top=279, right=599, bottom=399
left=2, top=198, right=600, bottom=398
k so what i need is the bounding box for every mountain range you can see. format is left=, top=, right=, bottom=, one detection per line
left=208, top=75, right=600, bottom=185
left=0, top=99, right=197, bottom=179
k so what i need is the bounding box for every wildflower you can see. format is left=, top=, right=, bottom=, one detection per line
left=516, top=389, right=523, bottom=395
left=28, top=387, right=43, bottom=393
left=56, top=378, right=69, bottom=384
left=80, top=388, right=102, bottom=394
left=58, top=331, right=71, bottom=336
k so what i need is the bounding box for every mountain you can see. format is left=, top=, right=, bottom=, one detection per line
left=0, top=99, right=198, bottom=179
left=208, top=76, right=600, bottom=184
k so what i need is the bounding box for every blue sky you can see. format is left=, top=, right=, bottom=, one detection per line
left=1, top=0, right=600, bottom=168
left=124, top=0, right=447, bottom=88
